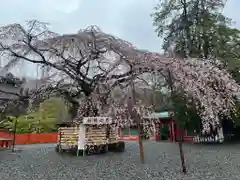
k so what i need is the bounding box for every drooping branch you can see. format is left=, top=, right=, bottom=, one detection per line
left=0, top=20, right=240, bottom=132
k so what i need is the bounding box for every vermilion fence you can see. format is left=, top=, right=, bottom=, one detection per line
left=0, top=131, right=193, bottom=145
left=0, top=131, right=58, bottom=144
left=15, top=133, right=58, bottom=144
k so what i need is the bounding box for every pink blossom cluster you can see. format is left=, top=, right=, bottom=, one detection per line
left=79, top=55, right=240, bottom=132
left=1, top=22, right=240, bottom=133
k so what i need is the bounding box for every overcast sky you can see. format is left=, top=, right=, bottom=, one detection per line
left=0, top=0, right=239, bottom=77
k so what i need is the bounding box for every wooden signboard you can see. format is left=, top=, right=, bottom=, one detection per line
left=82, top=117, right=112, bottom=125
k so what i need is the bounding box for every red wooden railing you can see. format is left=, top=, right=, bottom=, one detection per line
left=0, top=131, right=194, bottom=145
left=0, top=131, right=58, bottom=145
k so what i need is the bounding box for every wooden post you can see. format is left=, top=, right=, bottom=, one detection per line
left=58, top=129, right=62, bottom=153
left=168, top=69, right=187, bottom=174
left=83, top=148, right=85, bottom=156
left=152, top=121, right=156, bottom=140
left=168, top=123, right=171, bottom=141
left=159, top=123, right=161, bottom=140
left=130, top=67, right=145, bottom=164
left=169, top=119, right=174, bottom=142
left=178, top=131, right=187, bottom=173
left=172, top=119, right=175, bottom=142
left=12, top=119, right=17, bottom=152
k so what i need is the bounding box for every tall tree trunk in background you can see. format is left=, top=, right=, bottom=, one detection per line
left=181, top=0, right=192, bottom=57
left=200, top=0, right=210, bottom=58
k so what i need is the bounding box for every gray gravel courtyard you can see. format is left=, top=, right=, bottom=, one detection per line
left=0, top=142, right=240, bottom=180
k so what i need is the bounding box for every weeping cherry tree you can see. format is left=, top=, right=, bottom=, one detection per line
left=0, top=20, right=240, bottom=172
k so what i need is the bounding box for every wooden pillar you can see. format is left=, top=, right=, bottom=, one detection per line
left=118, top=127, right=123, bottom=138
left=171, top=119, right=175, bottom=142
left=0, top=140, right=4, bottom=147
left=159, top=123, right=162, bottom=140
left=168, top=123, right=171, bottom=141
left=152, top=120, right=156, bottom=140
left=154, top=123, right=159, bottom=141
left=12, top=119, right=17, bottom=152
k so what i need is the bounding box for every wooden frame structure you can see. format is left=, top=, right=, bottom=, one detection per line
left=56, top=117, right=125, bottom=156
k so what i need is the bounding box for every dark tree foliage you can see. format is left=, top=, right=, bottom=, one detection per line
left=0, top=73, right=23, bottom=87
left=152, top=0, right=240, bottom=131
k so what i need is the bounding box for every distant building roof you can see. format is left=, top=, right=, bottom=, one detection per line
left=144, top=111, right=173, bottom=119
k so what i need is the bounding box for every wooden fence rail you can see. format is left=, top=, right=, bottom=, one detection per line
left=0, top=131, right=57, bottom=145
left=0, top=131, right=194, bottom=145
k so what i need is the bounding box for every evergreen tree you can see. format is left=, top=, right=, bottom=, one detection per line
left=152, top=0, right=240, bottom=67
left=4, top=97, right=68, bottom=133
left=152, top=0, right=240, bottom=137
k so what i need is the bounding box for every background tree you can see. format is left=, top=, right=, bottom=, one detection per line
left=3, top=97, right=68, bottom=133
left=0, top=73, right=29, bottom=123
left=152, top=0, right=240, bottom=133
left=28, top=97, right=68, bottom=132
left=152, top=0, right=224, bottom=55
left=152, top=0, right=240, bottom=72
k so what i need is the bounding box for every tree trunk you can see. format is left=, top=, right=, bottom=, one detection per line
left=137, top=123, right=145, bottom=164
left=167, top=69, right=187, bottom=173
left=67, top=85, right=93, bottom=120
left=178, top=134, right=187, bottom=173
left=130, top=65, right=145, bottom=164
left=69, top=101, right=79, bottom=120
left=182, top=0, right=192, bottom=57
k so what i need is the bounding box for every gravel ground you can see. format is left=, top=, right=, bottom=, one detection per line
left=0, top=142, right=240, bottom=180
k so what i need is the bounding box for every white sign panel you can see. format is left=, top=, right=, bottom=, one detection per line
left=78, top=124, right=86, bottom=150
left=82, top=117, right=112, bottom=125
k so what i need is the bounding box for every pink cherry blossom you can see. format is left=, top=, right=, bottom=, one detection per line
left=0, top=21, right=239, bottom=133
